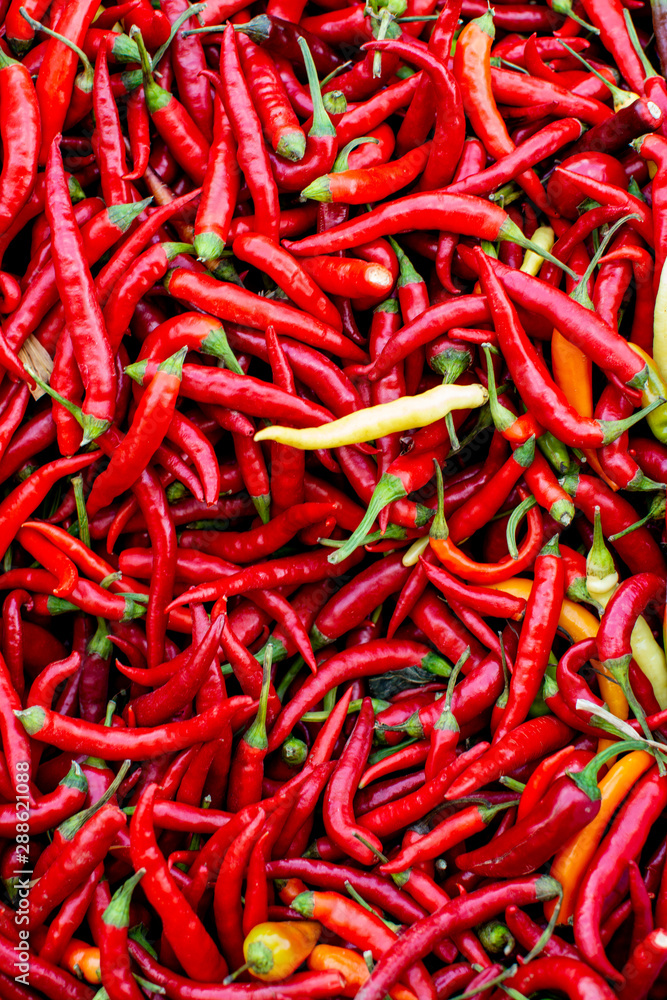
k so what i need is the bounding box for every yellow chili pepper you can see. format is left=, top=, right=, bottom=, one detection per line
left=254, top=384, right=488, bottom=449
left=587, top=508, right=667, bottom=710
left=545, top=749, right=654, bottom=923
left=401, top=535, right=429, bottom=567
left=520, top=226, right=554, bottom=276
left=243, top=920, right=321, bottom=981
left=630, top=343, right=667, bottom=443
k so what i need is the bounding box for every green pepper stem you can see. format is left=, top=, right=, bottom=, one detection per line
left=327, top=473, right=407, bottom=565
left=298, top=37, right=336, bottom=139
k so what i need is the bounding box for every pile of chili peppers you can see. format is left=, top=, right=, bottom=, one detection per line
left=8, top=0, right=667, bottom=996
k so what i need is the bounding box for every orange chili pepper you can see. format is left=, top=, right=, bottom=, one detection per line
left=308, top=944, right=417, bottom=1000
left=61, top=938, right=101, bottom=983
left=545, top=749, right=654, bottom=923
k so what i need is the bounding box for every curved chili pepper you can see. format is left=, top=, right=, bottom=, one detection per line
left=45, top=139, right=117, bottom=443
left=574, top=763, right=667, bottom=983
left=103, top=244, right=195, bottom=350
left=421, top=560, right=526, bottom=619
left=92, top=41, right=133, bottom=206
left=131, top=783, right=228, bottom=981
left=304, top=142, right=431, bottom=205
left=364, top=38, right=464, bottom=190
left=267, top=639, right=447, bottom=752
left=459, top=249, right=650, bottom=390
left=190, top=96, right=238, bottom=260
left=227, top=650, right=273, bottom=812
left=291, top=889, right=435, bottom=1000
left=129, top=615, right=225, bottom=727
left=491, top=535, right=564, bottom=740
left=134, top=30, right=209, bottom=185
left=382, top=797, right=515, bottom=875
left=311, top=553, right=410, bottom=649
left=462, top=740, right=645, bottom=878
left=355, top=876, right=560, bottom=1000
left=474, top=248, right=654, bottom=447
left=495, top=956, right=616, bottom=1000
left=322, top=697, right=383, bottom=864
left=0, top=930, right=95, bottom=1000
left=359, top=744, right=486, bottom=838
left=184, top=505, right=337, bottom=568
left=34, top=0, right=100, bottom=163
left=267, top=38, right=338, bottom=191
left=233, top=235, right=341, bottom=331
left=226, top=327, right=363, bottom=418
left=1, top=589, right=32, bottom=700
left=453, top=9, right=549, bottom=209
left=15, top=697, right=253, bottom=759
left=285, top=191, right=552, bottom=259
left=165, top=267, right=365, bottom=361
left=0, top=48, right=40, bottom=239
left=85, top=350, right=184, bottom=515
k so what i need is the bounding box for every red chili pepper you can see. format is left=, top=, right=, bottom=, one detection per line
left=227, top=650, right=273, bottom=812
left=574, top=765, right=667, bottom=983
left=322, top=697, right=383, bottom=864
left=366, top=39, right=464, bottom=190
left=217, top=24, right=279, bottom=239
left=131, top=783, right=228, bottom=981
left=291, top=889, right=435, bottom=1000
left=355, top=876, right=561, bottom=1000
left=359, top=743, right=487, bottom=838
left=16, top=696, right=253, bottom=759
left=134, top=30, right=209, bottom=186
left=461, top=741, right=642, bottom=877
left=267, top=639, right=447, bottom=752
left=45, top=138, right=116, bottom=443
left=85, top=349, right=185, bottom=515
left=35, top=0, right=100, bottom=163
left=92, top=41, right=133, bottom=205
left=453, top=9, right=549, bottom=209
left=165, top=267, right=365, bottom=361
left=382, top=796, right=516, bottom=875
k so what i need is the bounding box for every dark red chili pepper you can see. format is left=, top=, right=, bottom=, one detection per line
left=359, top=743, right=487, bottom=838
left=460, top=741, right=642, bottom=877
